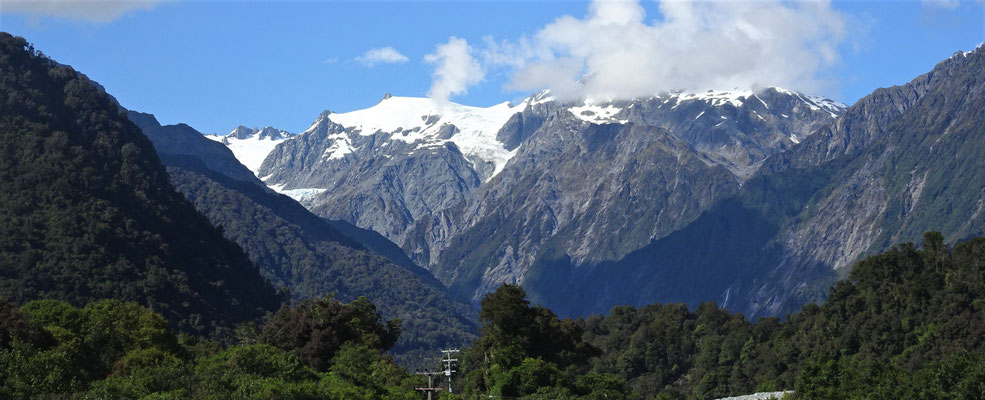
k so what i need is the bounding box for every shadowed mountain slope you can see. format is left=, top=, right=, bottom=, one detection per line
left=0, top=33, right=281, bottom=334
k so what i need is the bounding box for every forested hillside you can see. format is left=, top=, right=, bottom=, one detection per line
left=592, top=233, right=985, bottom=398
left=128, top=112, right=478, bottom=367
left=3, top=232, right=985, bottom=398
left=0, top=33, right=281, bottom=334
left=456, top=233, right=985, bottom=399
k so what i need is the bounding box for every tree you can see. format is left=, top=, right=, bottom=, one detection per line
left=260, top=295, right=400, bottom=371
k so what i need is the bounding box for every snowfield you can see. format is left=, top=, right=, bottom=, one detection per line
left=206, top=126, right=295, bottom=175
left=323, top=96, right=526, bottom=179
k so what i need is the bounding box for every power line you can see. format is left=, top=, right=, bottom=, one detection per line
left=416, top=348, right=460, bottom=400
left=442, top=349, right=460, bottom=394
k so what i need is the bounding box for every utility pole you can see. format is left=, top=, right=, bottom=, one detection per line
left=415, top=369, right=442, bottom=400
left=442, top=349, right=459, bottom=394
left=417, top=349, right=461, bottom=399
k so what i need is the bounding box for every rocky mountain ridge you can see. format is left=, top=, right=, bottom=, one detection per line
left=231, top=86, right=845, bottom=308
left=205, top=125, right=296, bottom=174
left=526, top=44, right=985, bottom=318
left=200, top=45, right=983, bottom=321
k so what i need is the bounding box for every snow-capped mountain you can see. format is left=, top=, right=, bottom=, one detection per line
left=533, top=44, right=985, bottom=319
left=247, top=87, right=845, bottom=308
left=411, top=88, right=845, bottom=302
left=567, top=88, right=842, bottom=125
left=319, top=94, right=527, bottom=180
left=206, top=125, right=295, bottom=174
left=558, top=87, right=846, bottom=178
left=194, top=47, right=985, bottom=324
left=257, top=95, right=514, bottom=243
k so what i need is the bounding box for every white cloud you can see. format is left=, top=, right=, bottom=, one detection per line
left=481, top=0, right=852, bottom=101
left=424, top=36, right=484, bottom=104
left=1, top=0, right=161, bottom=23
left=354, top=47, right=409, bottom=67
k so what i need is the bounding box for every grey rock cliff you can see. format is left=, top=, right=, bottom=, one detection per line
left=528, top=47, right=985, bottom=319
left=255, top=89, right=844, bottom=308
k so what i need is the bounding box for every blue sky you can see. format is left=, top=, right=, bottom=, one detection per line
left=1, top=0, right=983, bottom=135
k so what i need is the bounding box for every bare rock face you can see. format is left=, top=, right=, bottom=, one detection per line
left=227, top=125, right=256, bottom=140
left=252, top=89, right=844, bottom=309
left=619, top=88, right=842, bottom=179
left=258, top=110, right=486, bottom=245
left=753, top=47, right=985, bottom=315
left=528, top=46, right=985, bottom=319
left=428, top=119, right=743, bottom=302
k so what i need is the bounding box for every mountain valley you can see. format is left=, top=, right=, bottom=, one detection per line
left=2, top=2, right=985, bottom=395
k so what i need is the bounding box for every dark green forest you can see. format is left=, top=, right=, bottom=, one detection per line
left=5, top=232, right=985, bottom=399
left=0, top=29, right=475, bottom=369
left=0, top=33, right=281, bottom=335
left=574, top=233, right=985, bottom=399
left=464, top=233, right=985, bottom=399
left=0, top=296, right=418, bottom=399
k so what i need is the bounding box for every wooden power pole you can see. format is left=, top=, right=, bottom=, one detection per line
left=415, top=369, right=443, bottom=400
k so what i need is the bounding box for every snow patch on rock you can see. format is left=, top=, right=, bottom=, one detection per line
left=208, top=127, right=296, bottom=175
left=568, top=104, right=626, bottom=124
left=319, top=96, right=526, bottom=179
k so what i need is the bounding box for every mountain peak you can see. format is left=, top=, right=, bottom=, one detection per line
left=228, top=125, right=256, bottom=139
left=381, top=92, right=393, bottom=102
left=257, top=126, right=294, bottom=140
left=290, top=95, right=524, bottom=180
left=952, top=42, right=984, bottom=59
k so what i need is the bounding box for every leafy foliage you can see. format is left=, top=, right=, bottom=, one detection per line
left=3, top=233, right=985, bottom=398
left=461, top=284, right=625, bottom=399
left=259, top=296, right=399, bottom=371
left=578, top=232, right=985, bottom=399
left=0, top=32, right=280, bottom=334
left=0, top=297, right=417, bottom=400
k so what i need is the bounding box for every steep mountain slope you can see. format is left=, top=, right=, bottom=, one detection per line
left=130, top=113, right=263, bottom=186
left=766, top=46, right=985, bottom=308
left=251, top=88, right=842, bottom=307
left=129, top=113, right=477, bottom=366
left=536, top=45, right=985, bottom=319
left=420, top=89, right=843, bottom=302
left=259, top=96, right=526, bottom=245
left=324, top=219, right=423, bottom=272
left=621, top=88, right=843, bottom=178
left=0, top=33, right=281, bottom=334
left=431, top=120, right=742, bottom=300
